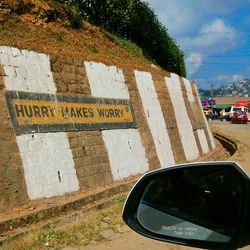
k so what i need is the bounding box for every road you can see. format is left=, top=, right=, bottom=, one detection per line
left=64, top=120, right=250, bottom=250
left=210, top=120, right=250, bottom=174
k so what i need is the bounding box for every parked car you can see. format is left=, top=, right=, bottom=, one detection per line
left=123, top=162, right=250, bottom=250
left=231, top=111, right=248, bottom=124
left=220, top=112, right=231, bottom=122
left=229, top=106, right=248, bottom=119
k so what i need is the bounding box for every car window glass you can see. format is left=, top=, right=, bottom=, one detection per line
left=137, top=165, right=243, bottom=242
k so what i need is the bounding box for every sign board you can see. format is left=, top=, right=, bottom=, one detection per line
left=201, top=99, right=215, bottom=107
left=5, top=91, right=137, bottom=135
left=201, top=100, right=209, bottom=107
left=236, top=101, right=249, bottom=107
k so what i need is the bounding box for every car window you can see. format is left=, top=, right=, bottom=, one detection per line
left=138, top=166, right=243, bottom=242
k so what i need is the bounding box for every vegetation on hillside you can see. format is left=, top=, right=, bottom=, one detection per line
left=0, top=0, right=147, bottom=72
left=0, top=0, right=186, bottom=77
left=57, top=0, right=186, bottom=77
left=199, top=79, right=250, bottom=98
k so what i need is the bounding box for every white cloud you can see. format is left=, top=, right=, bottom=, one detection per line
left=145, top=0, right=249, bottom=87
left=186, top=53, right=204, bottom=76
left=145, top=0, right=243, bottom=39
left=232, top=74, right=244, bottom=82
left=212, top=75, right=230, bottom=82
left=192, top=78, right=208, bottom=88
left=194, top=74, right=245, bottom=89
left=211, top=74, right=244, bottom=83
left=196, top=19, right=236, bottom=48
left=181, top=19, right=237, bottom=52
left=144, top=1, right=202, bottom=38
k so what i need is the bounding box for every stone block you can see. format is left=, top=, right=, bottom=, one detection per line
left=14, top=67, right=27, bottom=78
left=69, top=137, right=83, bottom=148
left=68, top=84, right=77, bottom=93
left=10, top=47, right=22, bottom=57
left=71, top=147, right=85, bottom=158
left=0, top=54, right=10, bottom=66
left=3, top=66, right=16, bottom=77
left=74, top=155, right=92, bottom=166
left=4, top=76, right=26, bottom=90
left=93, top=145, right=107, bottom=154
left=0, top=46, right=12, bottom=55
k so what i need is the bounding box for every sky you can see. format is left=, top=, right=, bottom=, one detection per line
left=145, top=0, right=250, bottom=89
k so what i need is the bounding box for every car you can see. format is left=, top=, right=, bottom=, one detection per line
left=229, top=106, right=248, bottom=119
left=220, top=112, right=231, bottom=122
left=123, top=161, right=250, bottom=250
left=231, top=111, right=248, bottom=124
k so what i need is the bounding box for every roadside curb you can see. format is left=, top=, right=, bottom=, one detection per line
left=0, top=180, right=136, bottom=245
left=213, top=131, right=238, bottom=156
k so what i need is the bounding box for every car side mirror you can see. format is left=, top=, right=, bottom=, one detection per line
left=123, top=162, right=250, bottom=250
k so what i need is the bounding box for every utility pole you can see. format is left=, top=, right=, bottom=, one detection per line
left=209, top=83, right=215, bottom=118
left=210, top=83, right=214, bottom=98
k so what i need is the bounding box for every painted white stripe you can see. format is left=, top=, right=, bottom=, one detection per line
left=193, top=84, right=216, bottom=149
left=0, top=46, right=79, bottom=199
left=84, top=61, right=129, bottom=99
left=0, top=46, right=56, bottom=94
left=197, top=129, right=209, bottom=154
left=183, top=79, right=210, bottom=154
left=165, top=73, right=199, bottom=161
left=16, top=133, right=79, bottom=199
left=183, top=78, right=195, bottom=103
left=102, top=129, right=149, bottom=179
left=134, top=70, right=175, bottom=167
left=85, top=61, right=149, bottom=180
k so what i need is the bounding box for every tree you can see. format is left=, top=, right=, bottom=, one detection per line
left=58, top=0, right=186, bottom=76
left=127, top=1, right=186, bottom=76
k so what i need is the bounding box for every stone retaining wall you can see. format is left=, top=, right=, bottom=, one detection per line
left=0, top=46, right=215, bottom=212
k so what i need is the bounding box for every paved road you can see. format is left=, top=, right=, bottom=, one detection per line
left=64, top=121, right=250, bottom=250
left=210, top=120, right=250, bottom=174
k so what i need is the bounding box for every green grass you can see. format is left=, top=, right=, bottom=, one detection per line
left=116, top=36, right=142, bottom=57
left=104, top=32, right=143, bottom=58
left=1, top=196, right=126, bottom=250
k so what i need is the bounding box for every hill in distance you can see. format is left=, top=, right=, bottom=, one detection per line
left=199, top=79, right=250, bottom=98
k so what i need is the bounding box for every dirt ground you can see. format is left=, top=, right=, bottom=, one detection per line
left=62, top=120, right=250, bottom=250
left=210, top=120, right=250, bottom=175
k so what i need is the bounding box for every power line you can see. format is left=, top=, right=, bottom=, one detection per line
left=185, top=54, right=250, bottom=58
left=185, top=61, right=250, bottom=65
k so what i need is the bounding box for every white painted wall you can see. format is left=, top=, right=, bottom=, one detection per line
left=0, top=46, right=56, bottom=94
left=0, top=46, right=216, bottom=197
left=182, top=78, right=195, bottom=103
left=84, top=62, right=149, bottom=180
left=84, top=61, right=129, bottom=99
left=182, top=78, right=210, bottom=154
left=197, top=129, right=209, bottom=154
left=0, top=46, right=79, bottom=199
left=16, top=133, right=79, bottom=199
left=165, top=73, right=199, bottom=161
left=134, top=70, right=175, bottom=167
left=102, top=130, right=149, bottom=179
left=193, top=84, right=216, bottom=149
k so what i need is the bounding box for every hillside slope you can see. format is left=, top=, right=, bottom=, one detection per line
left=0, top=0, right=169, bottom=76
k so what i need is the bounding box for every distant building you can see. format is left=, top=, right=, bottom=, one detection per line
left=213, top=97, right=250, bottom=109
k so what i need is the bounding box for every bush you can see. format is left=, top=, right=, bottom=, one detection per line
left=67, top=4, right=82, bottom=29
left=58, top=0, right=186, bottom=76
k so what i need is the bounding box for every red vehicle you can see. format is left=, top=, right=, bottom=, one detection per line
left=231, top=110, right=248, bottom=124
